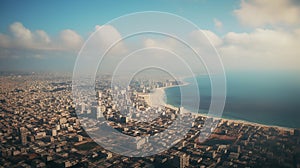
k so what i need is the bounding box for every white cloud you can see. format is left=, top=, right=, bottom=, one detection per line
left=138, top=30, right=224, bottom=74
left=191, top=30, right=222, bottom=46
left=0, top=22, right=83, bottom=52
left=220, top=28, right=300, bottom=70
left=35, top=30, right=51, bottom=44
left=143, top=30, right=222, bottom=50
left=1, top=21, right=299, bottom=72
left=234, top=0, right=300, bottom=27
left=94, top=25, right=122, bottom=43
left=10, top=22, right=33, bottom=44
left=142, top=28, right=300, bottom=71
left=143, top=37, right=178, bottom=51
left=93, top=25, right=127, bottom=55
left=59, top=29, right=83, bottom=50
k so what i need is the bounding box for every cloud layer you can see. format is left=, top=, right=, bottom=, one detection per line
left=220, top=28, right=300, bottom=70
left=0, top=22, right=83, bottom=52
left=140, top=27, right=300, bottom=71
left=234, top=0, right=300, bottom=27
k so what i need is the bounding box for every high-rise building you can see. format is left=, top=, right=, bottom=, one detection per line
left=171, top=153, right=190, bottom=168
left=19, top=127, right=27, bottom=145
left=97, top=105, right=105, bottom=119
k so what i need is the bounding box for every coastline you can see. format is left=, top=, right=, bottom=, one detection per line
left=139, top=81, right=190, bottom=110
left=139, top=81, right=294, bottom=131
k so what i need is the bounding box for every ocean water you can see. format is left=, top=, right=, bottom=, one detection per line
left=165, top=72, right=300, bottom=128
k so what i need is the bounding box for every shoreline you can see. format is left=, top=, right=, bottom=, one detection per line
left=139, top=81, right=295, bottom=131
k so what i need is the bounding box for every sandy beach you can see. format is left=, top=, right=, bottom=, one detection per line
left=138, top=82, right=293, bottom=131
left=139, top=81, right=190, bottom=111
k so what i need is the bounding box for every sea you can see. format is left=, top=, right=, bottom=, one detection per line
left=165, top=71, right=300, bottom=128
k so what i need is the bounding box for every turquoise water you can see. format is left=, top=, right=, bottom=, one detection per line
left=165, top=72, right=300, bottom=128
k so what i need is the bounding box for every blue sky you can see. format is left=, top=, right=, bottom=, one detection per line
left=0, top=0, right=300, bottom=72
left=0, top=0, right=241, bottom=36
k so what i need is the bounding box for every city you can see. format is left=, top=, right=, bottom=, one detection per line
left=1, top=0, right=300, bottom=167
left=0, top=73, right=299, bottom=167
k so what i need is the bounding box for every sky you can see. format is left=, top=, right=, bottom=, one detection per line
left=0, top=0, right=300, bottom=73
